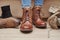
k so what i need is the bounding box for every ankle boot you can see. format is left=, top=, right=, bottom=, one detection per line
left=20, top=7, right=33, bottom=33
left=33, top=6, right=46, bottom=28
left=48, top=11, right=60, bottom=29
left=0, top=17, right=20, bottom=28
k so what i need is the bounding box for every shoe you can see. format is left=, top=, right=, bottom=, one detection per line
left=32, top=6, right=46, bottom=28
left=0, top=17, right=20, bottom=28
left=48, top=5, right=60, bottom=29
left=20, top=7, right=33, bottom=33
left=48, top=11, right=60, bottom=29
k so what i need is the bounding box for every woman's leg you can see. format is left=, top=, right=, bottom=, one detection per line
left=35, top=0, right=44, bottom=6
left=32, top=0, right=46, bottom=28
left=22, top=0, right=31, bottom=8
left=20, top=0, right=33, bottom=33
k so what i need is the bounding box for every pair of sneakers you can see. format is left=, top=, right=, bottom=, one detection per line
left=20, top=6, right=46, bottom=33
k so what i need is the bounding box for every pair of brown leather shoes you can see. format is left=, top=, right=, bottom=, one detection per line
left=20, top=6, right=46, bottom=33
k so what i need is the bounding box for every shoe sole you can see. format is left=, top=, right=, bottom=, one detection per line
left=33, top=22, right=46, bottom=29
left=20, top=29, right=33, bottom=33
left=35, top=26, right=46, bottom=29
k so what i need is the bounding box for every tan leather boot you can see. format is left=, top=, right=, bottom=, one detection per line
left=48, top=11, right=60, bottom=29
left=0, top=17, right=20, bottom=28
left=33, top=6, right=46, bottom=28
left=20, top=7, right=33, bottom=33
left=48, top=5, right=60, bottom=29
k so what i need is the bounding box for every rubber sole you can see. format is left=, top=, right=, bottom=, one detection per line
left=20, top=30, right=33, bottom=34
left=35, top=26, right=46, bottom=29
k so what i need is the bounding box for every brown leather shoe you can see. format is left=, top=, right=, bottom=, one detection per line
left=32, top=6, right=46, bottom=28
left=20, top=7, right=33, bottom=33
left=0, top=17, right=20, bottom=28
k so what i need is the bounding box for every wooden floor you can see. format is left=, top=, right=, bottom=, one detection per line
left=0, top=24, right=60, bottom=40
